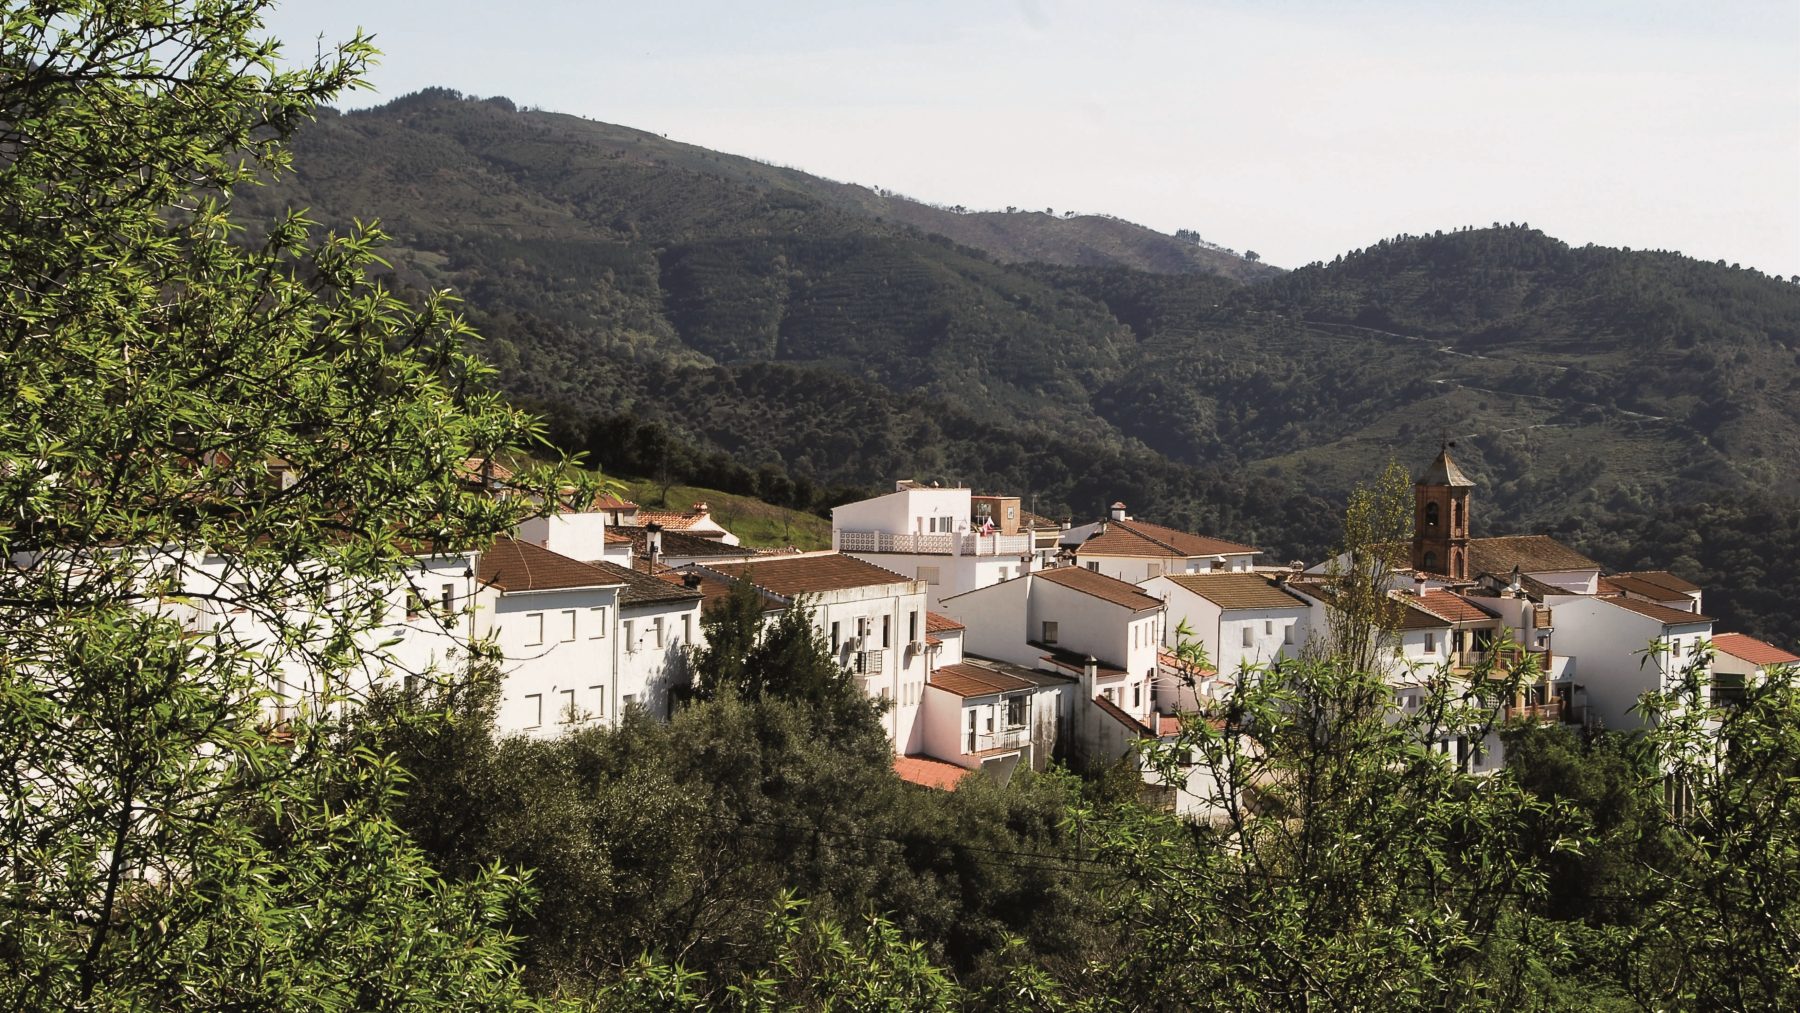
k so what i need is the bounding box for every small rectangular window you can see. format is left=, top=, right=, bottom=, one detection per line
left=559, top=688, right=578, bottom=723
left=654, top=617, right=665, bottom=649
left=1284, top=624, right=1294, bottom=645
left=1671, top=638, right=1682, bottom=658
left=623, top=619, right=635, bottom=652
left=1086, top=561, right=1099, bottom=572
left=589, top=606, right=608, bottom=639
left=1043, top=621, right=1058, bottom=644
left=1133, top=683, right=1142, bottom=708
left=1425, top=632, right=1437, bottom=654
left=524, top=693, right=543, bottom=728
left=1264, top=620, right=1273, bottom=635
left=882, top=615, right=891, bottom=648
left=909, top=611, right=919, bottom=643
left=525, top=612, right=544, bottom=646
left=831, top=622, right=841, bottom=650
left=441, top=583, right=456, bottom=614
left=1242, top=625, right=1253, bottom=648
left=589, top=685, right=605, bottom=719
left=561, top=609, right=577, bottom=643
left=405, top=589, right=425, bottom=621
left=622, top=693, right=636, bottom=710
left=682, top=614, right=692, bottom=644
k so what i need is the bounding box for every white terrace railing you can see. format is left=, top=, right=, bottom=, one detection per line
left=837, top=530, right=1032, bottom=557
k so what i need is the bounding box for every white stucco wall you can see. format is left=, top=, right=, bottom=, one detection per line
left=487, top=585, right=621, bottom=737
left=616, top=597, right=702, bottom=720
left=1544, top=596, right=1712, bottom=730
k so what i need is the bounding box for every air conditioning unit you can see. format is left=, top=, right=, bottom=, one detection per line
left=908, top=639, right=926, bottom=652
left=850, top=634, right=867, bottom=651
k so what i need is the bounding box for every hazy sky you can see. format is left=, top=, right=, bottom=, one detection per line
left=266, top=0, right=1800, bottom=276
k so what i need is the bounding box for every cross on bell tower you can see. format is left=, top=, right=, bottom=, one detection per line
left=1413, top=443, right=1474, bottom=581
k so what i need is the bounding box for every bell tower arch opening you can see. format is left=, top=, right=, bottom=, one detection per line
left=1411, top=444, right=1474, bottom=581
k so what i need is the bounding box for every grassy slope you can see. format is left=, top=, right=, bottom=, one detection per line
left=617, top=478, right=831, bottom=552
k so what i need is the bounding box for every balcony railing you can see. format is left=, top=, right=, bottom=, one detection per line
left=838, top=529, right=1032, bottom=557
left=968, top=725, right=1029, bottom=754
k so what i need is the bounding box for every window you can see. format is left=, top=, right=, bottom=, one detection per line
left=1086, top=561, right=1099, bottom=572
left=589, top=685, right=605, bottom=719
left=622, top=693, right=636, bottom=710
left=1102, top=687, right=1115, bottom=703
left=405, top=589, right=425, bottom=620
left=882, top=615, right=890, bottom=648
left=559, top=688, right=578, bottom=723
left=682, top=614, right=692, bottom=645
left=1425, top=632, right=1437, bottom=654
left=561, top=609, right=577, bottom=642
left=1425, top=502, right=1440, bottom=528
left=1452, top=499, right=1463, bottom=531
left=1133, top=683, right=1142, bottom=708
left=623, top=619, right=635, bottom=652
left=1242, top=626, right=1253, bottom=648
left=524, top=693, right=543, bottom=728
left=440, top=583, right=456, bottom=614
left=1264, top=620, right=1273, bottom=635
left=831, top=622, right=841, bottom=651
left=917, top=566, right=940, bottom=585
left=589, top=606, right=608, bottom=638
left=1283, top=624, right=1294, bottom=645
left=1007, top=696, right=1027, bottom=727
left=654, top=617, right=665, bottom=649
left=908, top=611, right=919, bottom=643
left=524, top=612, right=544, bottom=646
left=1146, top=562, right=1162, bottom=580
left=1042, top=621, right=1058, bottom=644
left=1671, top=638, right=1682, bottom=658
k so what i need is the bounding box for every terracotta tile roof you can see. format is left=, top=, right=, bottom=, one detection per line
left=456, top=456, right=515, bottom=485
left=1604, top=574, right=1694, bottom=601
left=1605, top=597, right=1712, bottom=626
left=1711, top=632, right=1800, bottom=667
left=964, top=655, right=1077, bottom=687
left=707, top=554, right=913, bottom=598
left=1163, top=572, right=1308, bottom=610
left=1078, top=518, right=1259, bottom=560
left=1416, top=448, right=1475, bottom=487
left=1618, top=570, right=1701, bottom=595
left=583, top=558, right=703, bottom=607
left=1410, top=589, right=1497, bottom=625
left=1020, top=510, right=1064, bottom=529
left=591, top=493, right=638, bottom=511
left=1397, top=599, right=1454, bottom=631
left=1092, top=694, right=1154, bottom=738
left=478, top=537, right=625, bottom=593
left=1467, top=535, right=1602, bottom=577
left=661, top=567, right=783, bottom=614
left=1157, top=713, right=1184, bottom=737
left=615, top=525, right=753, bottom=559
left=895, top=754, right=970, bottom=791
left=925, top=611, right=965, bottom=633
left=1158, top=650, right=1218, bottom=678
left=635, top=509, right=714, bottom=530
left=925, top=635, right=943, bottom=646
left=930, top=663, right=1038, bottom=698
left=1037, top=566, right=1164, bottom=612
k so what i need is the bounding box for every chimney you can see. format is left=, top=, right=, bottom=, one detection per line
left=681, top=570, right=703, bottom=589
left=692, top=501, right=709, bottom=517
left=1110, top=501, right=1128, bottom=522
left=1084, top=655, right=1098, bottom=683
left=645, top=521, right=663, bottom=571
left=1412, top=573, right=1426, bottom=596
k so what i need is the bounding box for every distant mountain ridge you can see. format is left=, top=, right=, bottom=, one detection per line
left=239, top=89, right=1800, bottom=645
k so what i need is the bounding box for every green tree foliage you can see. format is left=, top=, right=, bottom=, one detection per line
left=690, top=584, right=850, bottom=706
left=0, top=3, right=569, bottom=1006
left=360, top=679, right=1118, bottom=1005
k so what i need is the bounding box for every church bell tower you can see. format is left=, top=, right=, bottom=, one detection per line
left=1412, top=444, right=1474, bottom=581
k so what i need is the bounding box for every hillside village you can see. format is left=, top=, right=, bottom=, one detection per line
left=215, top=447, right=1797, bottom=818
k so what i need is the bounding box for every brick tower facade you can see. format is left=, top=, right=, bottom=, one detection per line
left=1412, top=446, right=1474, bottom=581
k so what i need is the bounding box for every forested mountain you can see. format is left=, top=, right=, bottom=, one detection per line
left=244, top=89, right=1800, bottom=644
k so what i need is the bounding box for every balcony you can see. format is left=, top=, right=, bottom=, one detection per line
left=967, top=725, right=1030, bottom=754
left=838, top=529, right=1032, bottom=557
